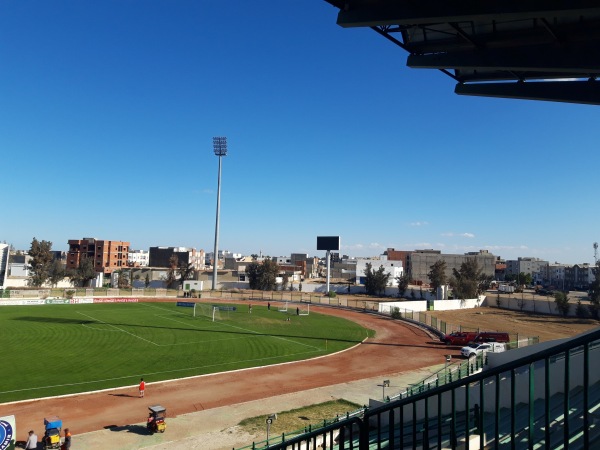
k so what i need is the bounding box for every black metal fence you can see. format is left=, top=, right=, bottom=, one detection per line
left=242, top=327, right=600, bottom=450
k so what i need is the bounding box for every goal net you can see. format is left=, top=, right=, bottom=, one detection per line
left=194, top=304, right=222, bottom=322
left=298, top=304, right=310, bottom=316
left=278, top=301, right=288, bottom=312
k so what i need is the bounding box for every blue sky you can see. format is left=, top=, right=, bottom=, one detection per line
left=1, top=0, right=599, bottom=264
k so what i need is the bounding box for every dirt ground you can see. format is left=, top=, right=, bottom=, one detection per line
left=428, top=306, right=600, bottom=342
left=2, top=302, right=598, bottom=449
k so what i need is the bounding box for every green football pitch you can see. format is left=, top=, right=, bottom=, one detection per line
left=0, top=301, right=373, bottom=403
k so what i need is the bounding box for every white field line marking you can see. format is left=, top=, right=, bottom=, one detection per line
left=81, top=323, right=121, bottom=332
left=76, top=311, right=160, bottom=346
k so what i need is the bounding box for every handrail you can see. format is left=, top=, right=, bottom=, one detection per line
left=252, top=326, right=600, bottom=450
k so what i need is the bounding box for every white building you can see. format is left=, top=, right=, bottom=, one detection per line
left=355, top=256, right=404, bottom=286
left=128, top=249, right=149, bottom=267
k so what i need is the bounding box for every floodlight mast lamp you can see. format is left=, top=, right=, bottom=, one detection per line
left=212, top=136, right=228, bottom=290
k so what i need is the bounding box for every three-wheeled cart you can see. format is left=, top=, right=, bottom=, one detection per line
left=146, top=405, right=167, bottom=434
left=43, top=416, right=62, bottom=450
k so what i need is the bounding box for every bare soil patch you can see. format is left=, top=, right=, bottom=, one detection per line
left=428, top=306, right=599, bottom=342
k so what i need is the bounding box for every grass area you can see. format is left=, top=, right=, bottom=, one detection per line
left=238, top=399, right=362, bottom=438
left=0, top=301, right=372, bottom=403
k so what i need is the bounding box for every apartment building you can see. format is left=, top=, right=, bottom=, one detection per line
left=565, top=263, right=595, bottom=290
left=408, top=249, right=496, bottom=284
left=506, top=257, right=549, bottom=284
left=67, top=238, right=130, bottom=275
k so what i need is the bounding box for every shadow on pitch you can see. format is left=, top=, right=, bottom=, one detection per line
left=12, top=316, right=96, bottom=324
left=105, top=424, right=149, bottom=435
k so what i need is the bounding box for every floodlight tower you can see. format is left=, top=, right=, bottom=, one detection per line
left=212, top=136, right=228, bottom=290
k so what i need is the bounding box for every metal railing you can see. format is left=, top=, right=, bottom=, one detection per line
left=234, top=407, right=367, bottom=450
left=247, top=327, right=600, bottom=450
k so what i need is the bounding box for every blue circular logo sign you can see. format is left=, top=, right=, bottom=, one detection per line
left=0, top=420, right=14, bottom=450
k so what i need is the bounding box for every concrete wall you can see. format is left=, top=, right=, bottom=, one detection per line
left=482, top=293, right=580, bottom=317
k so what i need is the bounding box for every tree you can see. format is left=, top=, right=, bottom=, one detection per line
left=28, top=238, right=54, bottom=287
left=363, top=263, right=375, bottom=295
left=47, top=260, right=65, bottom=287
left=246, top=262, right=260, bottom=290
left=246, top=260, right=279, bottom=291
left=395, top=273, right=410, bottom=298
left=68, top=258, right=97, bottom=287
left=504, top=274, right=517, bottom=283
left=554, top=291, right=570, bottom=317
left=450, top=259, right=491, bottom=300
left=281, top=273, right=289, bottom=291
left=364, top=263, right=390, bottom=296
left=177, top=262, right=195, bottom=288
left=518, top=272, right=533, bottom=286
left=115, top=270, right=130, bottom=288
left=428, top=260, right=447, bottom=298
left=164, top=255, right=178, bottom=289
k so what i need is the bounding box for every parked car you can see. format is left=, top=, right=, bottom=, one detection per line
left=471, top=332, right=510, bottom=343
left=441, top=331, right=478, bottom=345
left=461, top=342, right=506, bottom=358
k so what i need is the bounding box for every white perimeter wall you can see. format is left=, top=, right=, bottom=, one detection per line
left=377, top=297, right=482, bottom=314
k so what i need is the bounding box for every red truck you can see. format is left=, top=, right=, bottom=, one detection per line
left=441, top=331, right=478, bottom=345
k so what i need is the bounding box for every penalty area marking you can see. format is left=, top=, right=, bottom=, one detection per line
left=76, top=311, right=160, bottom=346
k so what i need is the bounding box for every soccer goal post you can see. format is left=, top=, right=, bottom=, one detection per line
left=298, top=304, right=310, bottom=316
left=194, top=303, right=222, bottom=321
left=278, top=301, right=288, bottom=312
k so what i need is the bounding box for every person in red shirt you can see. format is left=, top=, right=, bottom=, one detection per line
left=139, top=378, right=145, bottom=398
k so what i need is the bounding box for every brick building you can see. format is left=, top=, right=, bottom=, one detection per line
left=67, top=238, right=130, bottom=275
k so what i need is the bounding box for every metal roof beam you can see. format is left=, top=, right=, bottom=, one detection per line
left=455, top=80, right=600, bottom=105
left=407, top=42, right=600, bottom=73
left=337, top=1, right=600, bottom=27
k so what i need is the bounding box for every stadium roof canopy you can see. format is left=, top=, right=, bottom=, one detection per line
left=324, top=0, right=600, bottom=105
